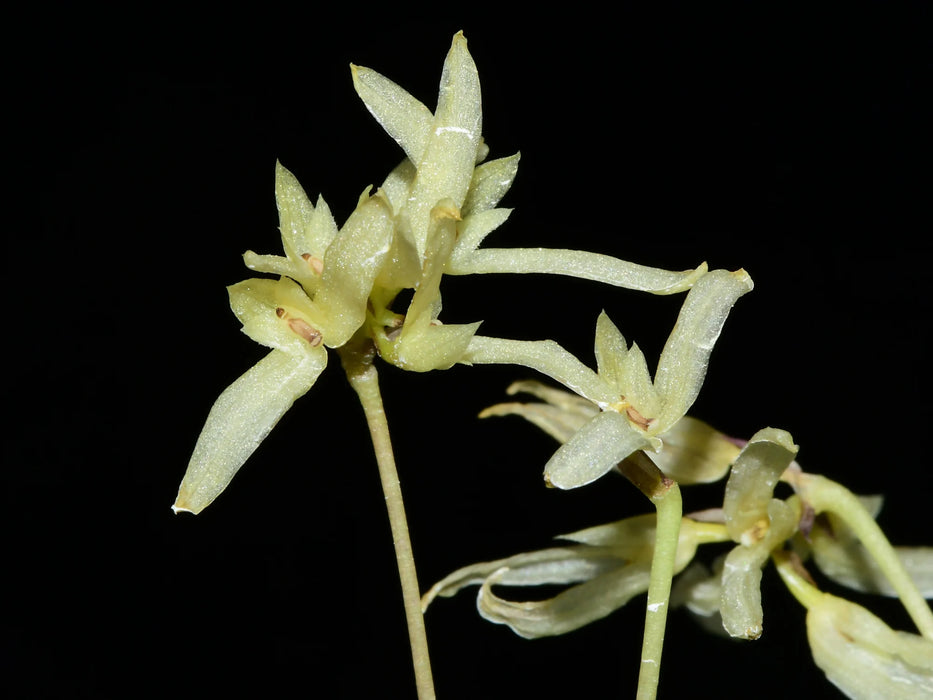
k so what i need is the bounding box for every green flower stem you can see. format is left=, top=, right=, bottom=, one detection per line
left=772, top=548, right=824, bottom=610
left=620, top=452, right=683, bottom=700
left=339, top=337, right=436, bottom=700
left=787, top=472, right=933, bottom=640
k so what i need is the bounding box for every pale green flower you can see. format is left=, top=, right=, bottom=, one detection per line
left=476, top=269, right=752, bottom=490
left=174, top=31, right=721, bottom=515
left=423, top=514, right=716, bottom=638
left=775, top=551, right=933, bottom=700
left=480, top=380, right=742, bottom=485
left=173, top=184, right=395, bottom=514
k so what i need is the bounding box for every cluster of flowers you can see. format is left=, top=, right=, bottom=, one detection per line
left=174, top=32, right=933, bottom=698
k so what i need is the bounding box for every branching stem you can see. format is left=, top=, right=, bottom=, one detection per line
left=339, top=337, right=436, bottom=700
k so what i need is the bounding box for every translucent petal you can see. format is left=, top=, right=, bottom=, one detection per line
left=720, top=498, right=798, bottom=639
left=274, top=161, right=315, bottom=262
left=422, top=546, right=619, bottom=610
left=461, top=152, right=520, bottom=217
left=653, top=416, right=740, bottom=484
left=654, top=269, right=754, bottom=429
left=478, top=401, right=590, bottom=444
left=350, top=65, right=434, bottom=166
left=811, top=519, right=933, bottom=598
left=543, top=410, right=653, bottom=489
left=477, top=560, right=651, bottom=638
left=594, top=311, right=628, bottom=393
left=173, top=347, right=327, bottom=514
left=310, top=190, right=394, bottom=346
left=405, top=31, right=483, bottom=256
left=723, top=427, right=798, bottom=544
left=450, top=208, right=513, bottom=259
left=807, top=594, right=933, bottom=699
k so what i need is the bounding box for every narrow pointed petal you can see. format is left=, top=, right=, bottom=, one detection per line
left=653, top=416, right=741, bottom=484
left=274, top=161, right=315, bottom=262
left=461, top=152, right=520, bottom=217
left=350, top=64, right=434, bottom=165
left=173, top=347, right=327, bottom=514
left=807, top=594, right=933, bottom=699
left=654, top=269, right=753, bottom=429
left=811, top=519, right=933, bottom=598
left=594, top=311, right=629, bottom=392
left=450, top=208, right=513, bottom=259
left=477, top=560, right=652, bottom=638
left=544, top=410, right=652, bottom=489
left=405, top=31, right=483, bottom=255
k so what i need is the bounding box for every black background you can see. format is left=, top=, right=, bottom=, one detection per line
left=7, top=5, right=932, bottom=698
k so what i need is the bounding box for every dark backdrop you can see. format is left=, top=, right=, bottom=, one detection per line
left=7, top=5, right=931, bottom=699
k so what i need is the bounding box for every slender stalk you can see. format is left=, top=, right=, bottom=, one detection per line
left=788, top=471, right=933, bottom=640
left=339, top=338, right=436, bottom=700
left=620, top=452, right=683, bottom=700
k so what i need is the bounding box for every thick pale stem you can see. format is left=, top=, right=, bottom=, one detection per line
left=788, top=472, right=933, bottom=640
left=339, top=339, right=436, bottom=700
left=620, top=452, right=683, bottom=700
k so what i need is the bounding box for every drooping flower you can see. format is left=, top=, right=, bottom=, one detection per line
left=775, top=550, right=933, bottom=700
left=422, top=514, right=717, bottom=638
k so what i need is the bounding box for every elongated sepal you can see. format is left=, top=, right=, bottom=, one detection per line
left=423, top=514, right=702, bottom=639
left=350, top=65, right=434, bottom=166
left=173, top=347, right=327, bottom=514
left=807, top=593, right=933, bottom=699
left=654, top=268, right=754, bottom=429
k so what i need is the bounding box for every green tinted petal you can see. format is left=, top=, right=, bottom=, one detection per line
left=350, top=65, right=434, bottom=166
left=450, top=208, right=513, bottom=259
left=723, top=427, right=798, bottom=544
left=654, top=269, right=753, bottom=430
left=311, top=190, right=394, bottom=346
left=594, top=311, right=628, bottom=393
left=479, top=400, right=591, bottom=444
left=274, top=161, right=315, bottom=261
left=720, top=498, right=798, bottom=639
left=461, top=152, right=520, bottom=217
left=807, top=594, right=933, bottom=699
left=405, top=32, right=483, bottom=255
left=811, top=519, right=933, bottom=597
left=544, top=410, right=653, bottom=489
left=173, top=347, right=327, bottom=514
left=421, top=546, right=616, bottom=611
left=477, top=560, right=651, bottom=638
left=654, top=416, right=741, bottom=484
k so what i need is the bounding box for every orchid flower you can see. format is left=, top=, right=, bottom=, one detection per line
left=775, top=550, right=933, bottom=700
left=174, top=31, right=713, bottom=514
left=422, top=514, right=724, bottom=638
